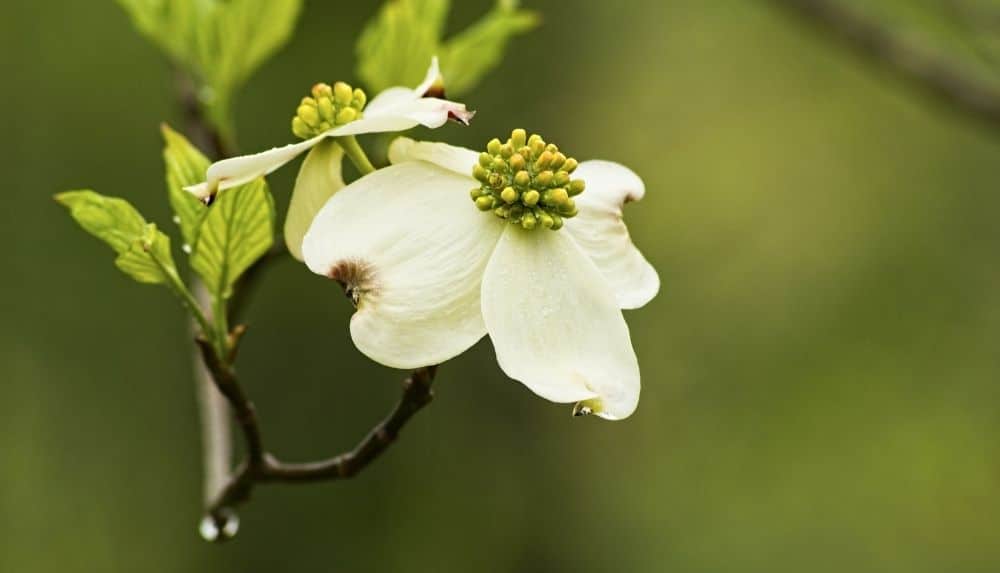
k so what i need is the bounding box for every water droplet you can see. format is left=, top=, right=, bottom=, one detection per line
left=172, top=215, right=181, bottom=225
left=182, top=244, right=192, bottom=254
left=199, top=510, right=240, bottom=542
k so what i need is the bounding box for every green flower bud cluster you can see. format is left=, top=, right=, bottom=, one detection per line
left=291, top=82, right=367, bottom=139
left=470, top=129, right=586, bottom=231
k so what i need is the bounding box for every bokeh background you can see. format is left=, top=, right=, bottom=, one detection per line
left=3, top=1, right=1000, bottom=571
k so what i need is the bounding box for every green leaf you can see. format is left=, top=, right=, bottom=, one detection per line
left=439, top=4, right=540, bottom=96
left=114, top=224, right=179, bottom=285
left=117, top=0, right=303, bottom=132
left=161, top=124, right=210, bottom=250
left=357, top=0, right=538, bottom=96
left=357, top=0, right=446, bottom=92
left=190, top=179, right=275, bottom=302
left=56, top=190, right=180, bottom=286
left=196, top=0, right=303, bottom=128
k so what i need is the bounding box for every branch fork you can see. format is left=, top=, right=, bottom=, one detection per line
left=195, top=329, right=437, bottom=541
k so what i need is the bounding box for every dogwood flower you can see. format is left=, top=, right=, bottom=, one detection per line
left=301, top=131, right=659, bottom=420
left=185, top=58, right=474, bottom=259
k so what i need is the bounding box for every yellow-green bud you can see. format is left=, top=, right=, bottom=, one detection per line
left=335, top=107, right=358, bottom=125
left=534, top=151, right=553, bottom=171
left=545, top=188, right=569, bottom=206
left=297, top=103, right=320, bottom=127
left=550, top=153, right=567, bottom=170
left=312, top=84, right=333, bottom=100
left=468, top=129, right=587, bottom=231
left=521, top=212, right=537, bottom=230
left=352, top=88, right=367, bottom=109
left=291, top=82, right=368, bottom=139
left=334, top=82, right=353, bottom=105
left=291, top=117, right=312, bottom=139
left=473, top=165, right=490, bottom=183
left=514, top=170, right=531, bottom=188
left=501, top=187, right=519, bottom=204
left=535, top=170, right=554, bottom=187
left=510, top=129, right=527, bottom=148
left=318, top=98, right=336, bottom=123
left=509, top=153, right=526, bottom=172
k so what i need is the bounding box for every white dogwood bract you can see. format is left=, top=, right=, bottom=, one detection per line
left=185, top=58, right=473, bottom=259
left=302, top=136, right=658, bottom=420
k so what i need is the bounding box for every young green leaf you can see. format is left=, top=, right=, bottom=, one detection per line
left=117, top=0, right=303, bottom=133
left=56, top=190, right=181, bottom=286
left=114, top=223, right=182, bottom=285
left=439, top=4, right=540, bottom=96
left=357, top=0, right=445, bottom=92
left=161, top=124, right=210, bottom=249
left=357, top=0, right=538, bottom=96
left=190, top=178, right=275, bottom=303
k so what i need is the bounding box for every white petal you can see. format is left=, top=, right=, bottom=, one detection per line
left=388, top=137, right=478, bottom=177
left=564, top=160, right=660, bottom=309
left=185, top=135, right=325, bottom=198
left=481, top=227, right=641, bottom=420
left=284, top=140, right=344, bottom=261
left=329, top=98, right=473, bottom=137
left=302, top=162, right=504, bottom=369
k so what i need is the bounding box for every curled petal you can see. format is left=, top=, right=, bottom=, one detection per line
left=565, top=161, right=660, bottom=309
left=330, top=58, right=473, bottom=137
left=185, top=135, right=324, bottom=199
left=330, top=97, right=473, bottom=136
left=284, top=140, right=345, bottom=260
left=481, top=227, right=641, bottom=420
left=302, top=162, right=505, bottom=369
left=388, top=137, right=478, bottom=176
left=414, top=56, right=445, bottom=97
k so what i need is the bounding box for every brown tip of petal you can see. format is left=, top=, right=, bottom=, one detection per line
left=449, top=108, right=475, bottom=126
left=327, top=258, right=376, bottom=308
left=423, top=83, right=447, bottom=99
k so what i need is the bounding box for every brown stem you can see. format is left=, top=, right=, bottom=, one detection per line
left=174, top=69, right=240, bottom=521
left=195, top=337, right=266, bottom=472
left=768, top=0, right=1000, bottom=133
left=202, top=363, right=438, bottom=521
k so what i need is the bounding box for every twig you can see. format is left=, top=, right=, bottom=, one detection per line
left=193, top=283, right=233, bottom=505
left=201, top=362, right=438, bottom=522
left=175, top=69, right=239, bottom=517
left=173, top=66, right=435, bottom=543
left=767, top=0, right=1000, bottom=133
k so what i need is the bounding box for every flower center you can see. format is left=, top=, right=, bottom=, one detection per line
left=470, top=129, right=586, bottom=231
left=291, top=82, right=368, bottom=139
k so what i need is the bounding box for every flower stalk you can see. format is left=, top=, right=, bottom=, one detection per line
left=337, top=135, right=377, bottom=175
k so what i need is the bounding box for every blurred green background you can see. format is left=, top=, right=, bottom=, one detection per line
left=3, top=1, right=1000, bottom=571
